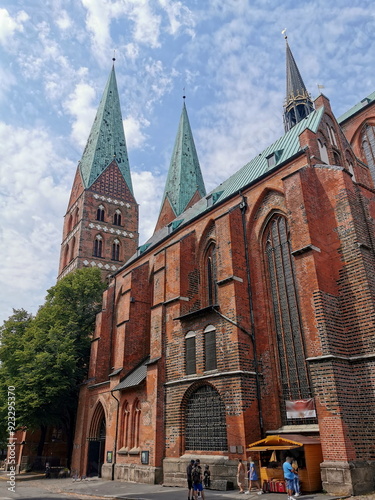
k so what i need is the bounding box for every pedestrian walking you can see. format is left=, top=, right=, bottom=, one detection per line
left=237, top=458, right=246, bottom=493
left=245, top=457, right=260, bottom=493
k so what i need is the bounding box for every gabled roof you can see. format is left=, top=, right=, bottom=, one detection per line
left=159, top=101, right=206, bottom=217
left=337, top=90, right=375, bottom=124
left=79, top=65, right=133, bottom=193
left=123, top=106, right=324, bottom=268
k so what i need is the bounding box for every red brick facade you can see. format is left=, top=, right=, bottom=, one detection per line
left=71, top=94, right=375, bottom=495
left=58, top=161, right=138, bottom=280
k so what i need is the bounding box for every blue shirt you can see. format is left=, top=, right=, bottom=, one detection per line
left=283, top=461, right=295, bottom=480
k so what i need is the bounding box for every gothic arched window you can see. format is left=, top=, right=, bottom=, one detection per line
left=185, top=385, right=227, bottom=451
left=96, top=205, right=105, bottom=222
left=112, top=239, right=120, bottom=261
left=204, top=243, right=217, bottom=306
left=317, top=138, right=329, bottom=164
left=131, top=400, right=141, bottom=449
left=204, top=325, right=217, bottom=371
left=361, top=125, right=375, bottom=181
left=185, top=331, right=196, bottom=375
left=93, top=235, right=103, bottom=258
left=265, top=216, right=313, bottom=422
left=113, top=209, right=122, bottom=226
left=122, top=401, right=130, bottom=449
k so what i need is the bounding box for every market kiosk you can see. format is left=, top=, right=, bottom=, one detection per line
left=247, top=434, right=323, bottom=493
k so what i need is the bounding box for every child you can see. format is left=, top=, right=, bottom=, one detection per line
left=203, top=465, right=211, bottom=488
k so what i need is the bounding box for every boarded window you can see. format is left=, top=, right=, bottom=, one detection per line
left=204, top=326, right=217, bottom=371
left=185, top=332, right=196, bottom=375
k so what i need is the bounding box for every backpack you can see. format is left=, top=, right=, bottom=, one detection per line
left=192, top=466, right=201, bottom=484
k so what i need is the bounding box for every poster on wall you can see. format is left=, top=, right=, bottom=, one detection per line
left=286, top=398, right=316, bottom=419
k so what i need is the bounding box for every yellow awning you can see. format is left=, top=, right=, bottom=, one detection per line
left=247, top=435, right=303, bottom=452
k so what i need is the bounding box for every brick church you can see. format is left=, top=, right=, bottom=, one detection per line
left=60, top=39, right=375, bottom=496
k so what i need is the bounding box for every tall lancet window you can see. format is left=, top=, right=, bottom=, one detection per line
left=93, top=235, right=103, bottom=258
left=112, top=239, right=120, bottom=261
left=205, top=243, right=217, bottom=306
left=361, top=125, right=375, bottom=182
left=113, top=209, right=122, bottom=226
left=265, top=216, right=314, bottom=424
left=96, top=205, right=105, bottom=222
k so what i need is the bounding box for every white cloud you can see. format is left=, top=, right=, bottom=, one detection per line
left=158, top=0, right=195, bottom=36
left=0, top=8, right=29, bottom=46
left=0, top=122, right=72, bottom=322
left=63, top=83, right=97, bottom=148
left=55, top=10, right=72, bottom=31
left=123, top=115, right=150, bottom=150
left=132, top=170, right=165, bottom=242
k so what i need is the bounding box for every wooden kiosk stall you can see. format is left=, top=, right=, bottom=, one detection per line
left=247, top=435, right=323, bottom=493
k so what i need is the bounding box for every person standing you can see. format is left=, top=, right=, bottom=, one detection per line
left=237, top=458, right=246, bottom=493
left=203, top=465, right=211, bottom=489
left=291, top=459, right=300, bottom=497
left=187, top=459, right=195, bottom=500
left=283, top=456, right=296, bottom=500
left=192, top=459, right=205, bottom=500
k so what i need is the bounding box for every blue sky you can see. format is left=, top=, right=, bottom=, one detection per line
left=0, top=0, right=374, bottom=324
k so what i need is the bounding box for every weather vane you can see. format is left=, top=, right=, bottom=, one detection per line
left=281, top=28, right=287, bottom=40
left=112, top=49, right=116, bottom=63
left=183, top=86, right=186, bottom=100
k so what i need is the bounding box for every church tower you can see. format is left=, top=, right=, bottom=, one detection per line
left=283, top=35, right=314, bottom=132
left=155, top=99, right=206, bottom=232
left=58, top=63, right=138, bottom=279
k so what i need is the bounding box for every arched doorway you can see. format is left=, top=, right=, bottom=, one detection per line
left=87, top=403, right=106, bottom=477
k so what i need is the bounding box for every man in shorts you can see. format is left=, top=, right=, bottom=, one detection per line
left=192, top=459, right=205, bottom=500
left=283, top=456, right=296, bottom=500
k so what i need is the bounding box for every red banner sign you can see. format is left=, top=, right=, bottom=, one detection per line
left=286, top=398, right=316, bottom=419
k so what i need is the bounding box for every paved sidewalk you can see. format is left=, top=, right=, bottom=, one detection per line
left=0, top=473, right=352, bottom=500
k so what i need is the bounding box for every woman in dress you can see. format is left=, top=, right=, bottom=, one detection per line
left=237, top=458, right=246, bottom=493
left=248, top=457, right=261, bottom=491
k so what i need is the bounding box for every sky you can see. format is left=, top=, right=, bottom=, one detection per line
left=0, top=0, right=374, bottom=324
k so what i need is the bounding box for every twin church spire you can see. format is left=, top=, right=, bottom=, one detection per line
left=60, top=38, right=313, bottom=278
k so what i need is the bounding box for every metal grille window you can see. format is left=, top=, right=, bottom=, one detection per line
left=265, top=216, right=314, bottom=424
left=185, top=385, right=227, bottom=451
left=185, top=331, right=196, bottom=375
left=362, top=125, right=375, bottom=181
left=204, top=325, right=217, bottom=371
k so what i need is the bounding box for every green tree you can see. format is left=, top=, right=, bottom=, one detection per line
left=0, top=268, right=106, bottom=466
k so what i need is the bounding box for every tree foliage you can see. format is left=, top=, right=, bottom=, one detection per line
left=0, top=268, right=106, bottom=458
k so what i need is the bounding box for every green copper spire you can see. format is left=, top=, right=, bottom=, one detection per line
left=79, top=65, right=133, bottom=193
left=160, top=101, right=206, bottom=217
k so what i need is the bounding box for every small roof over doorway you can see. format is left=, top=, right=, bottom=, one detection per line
left=247, top=435, right=303, bottom=451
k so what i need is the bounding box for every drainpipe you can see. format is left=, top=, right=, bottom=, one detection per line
left=110, top=390, right=120, bottom=481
